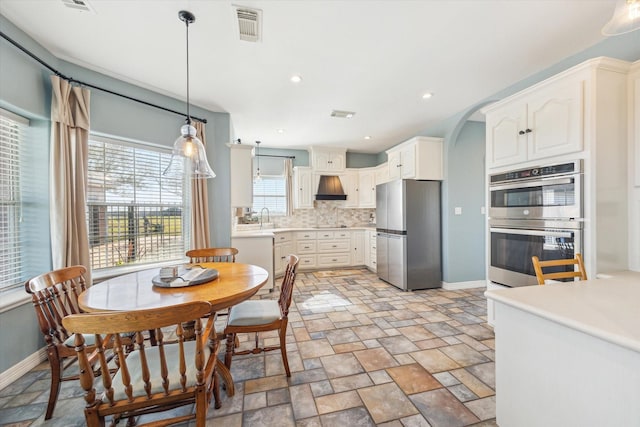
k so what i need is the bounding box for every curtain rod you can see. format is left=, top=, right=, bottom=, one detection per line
left=0, top=30, right=207, bottom=124
left=256, top=154, right=296, bottom=159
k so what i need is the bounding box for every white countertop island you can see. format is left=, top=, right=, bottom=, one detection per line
left=485, top=271, right=640, bottom=427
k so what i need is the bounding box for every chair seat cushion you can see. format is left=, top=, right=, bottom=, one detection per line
left=227, top=300, right=281, bottom=327
left=64, top=333, right=96, bottom=347
left=109, top=340, right=211, bottom=401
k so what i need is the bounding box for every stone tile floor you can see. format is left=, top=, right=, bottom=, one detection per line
left=0, top=269, right=497, bottom=426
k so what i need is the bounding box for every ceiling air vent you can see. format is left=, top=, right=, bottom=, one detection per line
left=61, top=0, right=95, bottom=13
left=234, top=6, right=262, bottom=42
left=331, top=110, right=356, bottom=118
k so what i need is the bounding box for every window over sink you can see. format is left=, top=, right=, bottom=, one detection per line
left=253, top=156, right=290, bottom=215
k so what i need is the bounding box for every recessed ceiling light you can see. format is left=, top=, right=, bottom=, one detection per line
left=422, top=92, right=434, bottom=99
left=290, top=75, right=303, bottom=83
left=277, top=128, right=285, bottom=134
left=364, top=136, right=371, bottom=140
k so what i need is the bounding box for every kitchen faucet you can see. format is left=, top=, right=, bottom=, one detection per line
left=260, top=207, right=270, bottom=229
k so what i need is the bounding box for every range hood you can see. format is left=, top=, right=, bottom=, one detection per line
left=315, top=175, right=347, bottom=200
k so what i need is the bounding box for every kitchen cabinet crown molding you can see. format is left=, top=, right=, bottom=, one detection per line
left=481, top=56, right=631, bottom=115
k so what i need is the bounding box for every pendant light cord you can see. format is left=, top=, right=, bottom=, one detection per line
left=185, top=18, right=191, bottom=124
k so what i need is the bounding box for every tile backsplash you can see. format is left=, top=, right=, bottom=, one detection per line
left=274, top=201, right=375, bottom=228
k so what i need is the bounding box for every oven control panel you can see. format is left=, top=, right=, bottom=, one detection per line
left=490, top=161, right=580, bottom=184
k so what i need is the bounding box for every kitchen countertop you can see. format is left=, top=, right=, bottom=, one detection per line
left=232, top=226, right=376, bottom=238
left=485, top=270, right=640, bottom=353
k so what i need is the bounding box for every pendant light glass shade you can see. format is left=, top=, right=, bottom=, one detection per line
left=163, top=10, right=216, bottom=179
left=169, top=124, right=216, bottom=178
left=602, top=0, right=640, bottom=36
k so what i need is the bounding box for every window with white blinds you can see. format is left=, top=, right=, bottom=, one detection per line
left=253, top=176, right=287, bottom=215
left=0, top=109, right=28, bottom=292
left=252, top=156, right=289, bottom=215
left=87, top=136, right=188, bottom=270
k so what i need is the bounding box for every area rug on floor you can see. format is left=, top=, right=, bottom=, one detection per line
left=313, top=269, right=363, bottom=278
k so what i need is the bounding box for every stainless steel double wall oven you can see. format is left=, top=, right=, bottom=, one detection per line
left=488, top=160, right=583, bottom=287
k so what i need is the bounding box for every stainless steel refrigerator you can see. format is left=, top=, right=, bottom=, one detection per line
left=376, top=179, right=441, bottom=290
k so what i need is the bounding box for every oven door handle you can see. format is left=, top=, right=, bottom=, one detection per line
left=489, top=176, right=574, bottom=192
left=490, top=227, right=574, bottom=238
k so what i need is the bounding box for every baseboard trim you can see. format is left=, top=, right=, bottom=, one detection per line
left=442, top=280, right=487, bottom=290
left=0, top=347, right=47, bottom=391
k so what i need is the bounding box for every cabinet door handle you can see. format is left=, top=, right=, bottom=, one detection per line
left=525, top=128, right=532, bottom=133
left=518, top=130, right=525, bottom=135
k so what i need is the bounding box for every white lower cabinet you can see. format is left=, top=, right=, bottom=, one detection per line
left=298, top=255, right=317, bottom=269
left=317, top=231, right=351, bottom=268
left=295, top=231, right=317, bottom=269
left=351, top=230, right=365, bottom=265
left=366, top=230, right=377, bottom=272
left=318, top=240, right=350, bottom=252
left=317, top=253, right=351, bottom=268
left=231, top=235, right=275, bottom=292
left=274, top=232, right=294, bottom=276
left=270, top=228, right=377, bottom=276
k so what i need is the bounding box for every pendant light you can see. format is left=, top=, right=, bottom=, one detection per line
left=602, top=0, right=640, bottom=36
left=164, top=10, right=216, bottom=179
left=254, top=140, right=262, bottom=182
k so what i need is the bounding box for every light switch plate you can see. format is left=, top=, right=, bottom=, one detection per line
left=454, top=207, right=462, bottom=215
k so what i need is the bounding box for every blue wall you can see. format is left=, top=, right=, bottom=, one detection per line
left=442, top=121, right=486, bottom=282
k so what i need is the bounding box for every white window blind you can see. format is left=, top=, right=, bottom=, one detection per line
left=0, top=109, right=29, bottom=292
left=252, top=156, right=289, bottom=215
left=253, top=176, right=287, bottom=215
left=87, top=136, right=188, bottom=270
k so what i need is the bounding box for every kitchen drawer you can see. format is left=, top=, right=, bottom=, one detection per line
left=316, top=231, right=335, bottom=240
left=296, top=240, right=317, bottom=254
left=274, top=232, right=293, bottom=243
left=298, top=255, right=317, bottom=269
left=295, top=231, right=317, bottom=240
left=317, top=253, right=351, bottom=267
left=317, top=240, right=350, bottom=252
left=334, top=230, right=350, bottom=239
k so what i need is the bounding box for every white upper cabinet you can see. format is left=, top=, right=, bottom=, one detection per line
left=293, top=166, right=314, bottom=209
left=341, top=170, right=359, bottom=208
left=375, top=162, right=390, bottom=185
left=309, top=146, right=346, bottom=172
left=340, top=168, right=377, bottom=208
left=485, top=103, right=528, bottom=166
left=386, top=136, right=443, bottom=180
left=228, top=144, right=254, bottom=208
left=358, top=168, right=376, bottom=208
left=485, top=75, right=584, bottom=168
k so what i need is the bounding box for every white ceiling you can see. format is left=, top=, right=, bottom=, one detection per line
left=0, top=0, right=617, bottom=153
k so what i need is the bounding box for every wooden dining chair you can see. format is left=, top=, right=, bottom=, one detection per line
left=62, top=301, right=219, bottom=427
left=224, top=254, right=299, bottom=377
left=24, top=265, right=99, bottom=420
left=531, top=254, right=588, bottom=285
left=186, top=247, right=239, bottom=263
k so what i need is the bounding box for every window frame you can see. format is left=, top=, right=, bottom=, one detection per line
left=87, top=134, right=190, bottom=278
left=252, top=173, right=288, bottom=216
left=0, top=108, right=29, bottom=295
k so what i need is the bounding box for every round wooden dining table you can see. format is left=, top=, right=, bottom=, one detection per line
left=78, top=262, right=269, bottom=400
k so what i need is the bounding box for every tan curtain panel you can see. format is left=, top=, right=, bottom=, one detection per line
left=285, top=158, right=294, bottom=216
left=191, top=121, right=211, bottom=249
left=49, top=75, right=92, bottom=283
